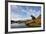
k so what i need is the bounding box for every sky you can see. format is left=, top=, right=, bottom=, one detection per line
left=11, top=5, right=41, bottom=20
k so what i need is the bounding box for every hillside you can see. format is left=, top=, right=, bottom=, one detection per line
left=11, top=15, right=41, bottom=27
left=25, top=15, right=41, bottom=27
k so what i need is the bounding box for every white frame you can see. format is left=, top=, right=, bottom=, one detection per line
left=8, top=2, right=44, bottom=32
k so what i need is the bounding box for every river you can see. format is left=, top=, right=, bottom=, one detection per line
left=11, top=22, right=28, bottom=28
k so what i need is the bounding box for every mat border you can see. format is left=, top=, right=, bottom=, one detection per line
left=5, top=1, right=45, bottom=33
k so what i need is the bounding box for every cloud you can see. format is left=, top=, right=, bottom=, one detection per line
left=11, top=5, right=41, bottom=20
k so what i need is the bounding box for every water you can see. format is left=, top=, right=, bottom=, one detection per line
left=11, top=22, right=28, bottom=28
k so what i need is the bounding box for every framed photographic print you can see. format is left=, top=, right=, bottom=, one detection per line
left=5, top=1, right=45, bottom=33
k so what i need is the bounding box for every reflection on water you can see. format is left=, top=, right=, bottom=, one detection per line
left=11, top=22, right=28, bottom=28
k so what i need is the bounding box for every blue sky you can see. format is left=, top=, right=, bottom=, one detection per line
left=11, top=5, right=41, bottom=19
